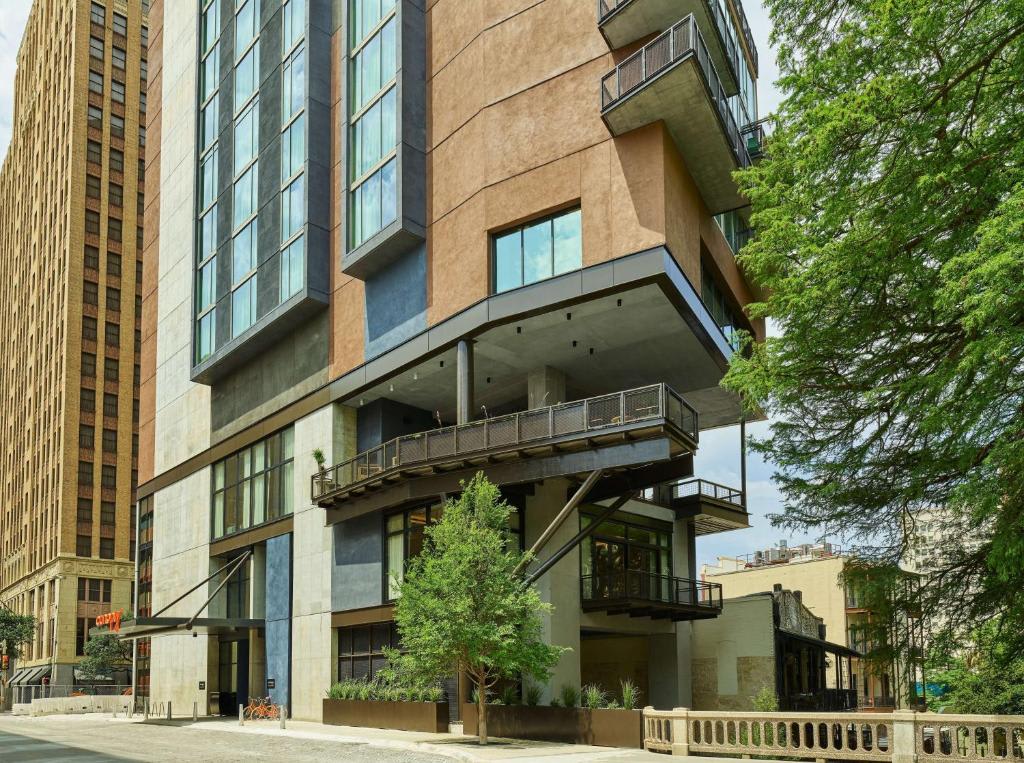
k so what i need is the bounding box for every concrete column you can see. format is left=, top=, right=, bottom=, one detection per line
left=457, top=339, right=474, bottom=424
left=671, top=518, right=696, bottom=707
left=525, top=479, right=581, bottom=703
left=891, top=710, right=919, bottom=763
left=528, top=366, right=566, bottom=410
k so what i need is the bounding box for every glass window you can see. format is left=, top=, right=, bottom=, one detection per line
left=350, top=157, right=396, bottom=248
left=87, top=140, right=102, bottom=164
left=81, top=352, right=97, bottom=377
left=109, top=182, right=123, bottom=208
left=281, top=175, right=304, bottom=242
left=201, top=50, right=219, bottom=102
left=197, top=311, right=216, bottom=362
left=88, top=105, right=103, bottom=130
left=200, top=98, right=219, bottom=151
left=198, top=258, right=217, bottom=311
left=351, top=18, right=395, bottom=113
left=110, top=148, right=124, bottom=173
left=234, top=44, right=259, bottom=110
left=109, top=217, right=122, bottom=242
left=281, top=113, right=305, bottom=181
left=113, top=12, right=128, bottom=36
left=231, top=274, right=257, bottom=337
left=85, top=245, right=100, bottom=270
left=90, top=2, right=105, bottom=25
left=108, top=252, right=121, bottom=277
left=701, top=265, right=741, bottom=350
left=86, top=210, right=101, bottom=235
left=235, top=0, right=259, bottom=59
left=201, top=0, right=220, bottom=53
left=112, top=46, right=126, bottom=69
left=211, top=427, right=294, bottom=539
left=84, top=281, right=99, bottom=305
left=83, top=316, right=98, bottom=340
left=232, top=219, right=257, bottom=283
left=493, top=207, right=582, bottom=293
left=103, top=392, right=118, bottom=417
left=200, top=147, right=218, bottom=210
left=199, top=206, right=217, bottom=260
left=352, top=86, right=395, bottom=179
left=90, top=36, right=104, bottom=61
left=111, top=79, right=125, bottom=104
left=110, top=113, right=125, bottom=137
left=232, top=162, right=258, bottom=227
left=280, top=234, right=304, bottom=300
left=89, top=71, right=104, bottom=95
left=282, top=46, right=305, bottom=119
left=233, top=99, right=259, bottom=174
left=282, top=0, right=304, bottom=50
left=352, top=0, right=396, bottom=47
left=86, top=174, right=101, bottom=199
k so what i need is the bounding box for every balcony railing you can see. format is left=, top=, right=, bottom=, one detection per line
left=674, top=478, right=744, bottom=505
left=581, top=570, right=724, bottom=611
left=312, top=384, right=699, bottom=503
left=601, top=15, right=752, bottom=171
left=597, top=0, right=742, bottom=89
left=730, top=0, right=758, bottom=73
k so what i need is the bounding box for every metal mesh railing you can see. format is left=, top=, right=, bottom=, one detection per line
left=312, top=384, right=699, bottom=502
left=601, top=15, right=752, bottom=172
left=581, top=571, right=723, bottom=610
left=674, top=478, right=744, bottom=506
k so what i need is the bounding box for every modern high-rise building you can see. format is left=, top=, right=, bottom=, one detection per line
left=0, top=0, right=149, bottom=689
left=132, top=0, right=765, bottom=720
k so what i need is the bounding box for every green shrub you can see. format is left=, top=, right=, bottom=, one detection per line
left=752, top=685, right=779, bottom=712
left=559, top=685, right=579, bottom=708
left=499, top=685, right=519, bottom=706
left=620, top=679, right=640, bottom=710
left=606, top=698, right=621, bottom=709
left=525, top=683, right=543, bottom=706
left=582, top=684, right=607, bottom=710
left=549, top=697, right=562, bottom=708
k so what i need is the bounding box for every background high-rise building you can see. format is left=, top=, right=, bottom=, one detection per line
left=0, top=0, right=148, bottom=689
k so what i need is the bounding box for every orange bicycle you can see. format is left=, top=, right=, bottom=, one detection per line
left=244, top=696, right=280, bottom=721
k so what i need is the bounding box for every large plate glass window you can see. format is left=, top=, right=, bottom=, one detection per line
left=493, top=207, right=582, bottom=293
left=211, top=427, right=294, bottom=539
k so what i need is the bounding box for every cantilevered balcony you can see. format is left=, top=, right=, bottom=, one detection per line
left=581, top=571, right=723, bottom=621
left=602, top=15, right=751, bottom=214
left=598, top=0, right=743, bottom=95
left=670, top=478, right=750, bottom=535
left=313, top=384, right=699, bottom=521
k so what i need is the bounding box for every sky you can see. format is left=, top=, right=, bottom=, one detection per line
left=0, top=1, right=799, bottom=564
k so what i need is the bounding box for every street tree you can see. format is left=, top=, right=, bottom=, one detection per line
left=0, top=609, right=36, bottom=686
left=392, top=473, right=565, bottom=744
left=727, top=0, right=1024, bottom=654
left=79, top=625, right=132, bottom=682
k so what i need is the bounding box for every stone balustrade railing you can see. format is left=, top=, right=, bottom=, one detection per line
left=643, top=708, right=1024, bottom=762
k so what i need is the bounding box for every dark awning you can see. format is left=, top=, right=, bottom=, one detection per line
left=110, top=617, right=265, bottom=640
left=11, top=666, right=49, bottom=685
left=781, top=629, right=861, bottom=658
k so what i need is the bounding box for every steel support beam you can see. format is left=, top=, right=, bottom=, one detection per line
left=457, top=339, right=474, bottom=425
left=524, top=491, right=637, bottom=585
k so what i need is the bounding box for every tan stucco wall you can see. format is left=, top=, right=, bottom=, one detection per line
left=707, top=557, right=849, bottom=649
left=691, top=595, right=776, bottom=710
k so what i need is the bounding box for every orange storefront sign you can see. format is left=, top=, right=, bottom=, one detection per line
left=96, top=609, right=123, bottom=633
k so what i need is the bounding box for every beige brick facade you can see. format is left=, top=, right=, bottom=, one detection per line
left=0, top=0, right=148, bottom=679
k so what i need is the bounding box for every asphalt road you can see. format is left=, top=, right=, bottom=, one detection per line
left=0, top=715, right=451, bottom=762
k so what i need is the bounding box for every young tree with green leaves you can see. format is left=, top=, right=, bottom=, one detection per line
left=79, top=630, right=132, bottom=682
left=392, top=473, right=565, bottom=744
left=0, top=609, right=37, bottom=687
left=727, top=0, right=1024, bottom=657
left=927, top=622, right=1024, bottom=714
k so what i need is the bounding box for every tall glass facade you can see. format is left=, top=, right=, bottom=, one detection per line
left=193, top=0, right=313, bottom=371
left=349, top=0, right=398, bottom=249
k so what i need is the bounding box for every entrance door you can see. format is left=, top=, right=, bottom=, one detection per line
left=591, top=539, right=626, bottom=599
left=217, top=639, right=250, bottom=716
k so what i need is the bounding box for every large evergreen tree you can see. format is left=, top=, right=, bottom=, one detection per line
left=728, top=0, right=1024, bottom=649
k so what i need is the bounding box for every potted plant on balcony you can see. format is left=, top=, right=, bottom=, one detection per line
left=311, top=448, right=334, bottom=495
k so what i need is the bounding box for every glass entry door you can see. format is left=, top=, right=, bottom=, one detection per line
left=582, top=515, right=672, bottom=602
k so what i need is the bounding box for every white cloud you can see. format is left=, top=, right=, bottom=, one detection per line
left=0, top=2, right=34, bottom=164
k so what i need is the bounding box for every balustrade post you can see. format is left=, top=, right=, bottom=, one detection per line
left=670, top=707, right=691, bottom=756
left=892, top=710, right=918, bottom=763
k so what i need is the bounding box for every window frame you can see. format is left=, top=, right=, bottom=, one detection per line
left=491, top=206, right=583, bottom=294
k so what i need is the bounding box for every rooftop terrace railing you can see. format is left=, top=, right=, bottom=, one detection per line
left=597, top=0, right=742, bottom=87
left=601, top=15, right=752, bottom=172
left=312, top=384, right=698, bottom=503
left=674, top=478, right=744, bottom=506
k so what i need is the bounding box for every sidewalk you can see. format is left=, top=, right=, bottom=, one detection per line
left=113, top=714, right=701, bottom=762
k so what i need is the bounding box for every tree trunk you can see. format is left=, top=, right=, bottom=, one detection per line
left=478, top=691, right=488, bottom=745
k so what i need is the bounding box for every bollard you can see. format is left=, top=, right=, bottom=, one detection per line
left=193, top=700, right=198, bottom=721
left=279, top=705, right=285, bottom=730
left=239, top=704, right=244, bottom=726
left=167, top=701, right=172, bottom=721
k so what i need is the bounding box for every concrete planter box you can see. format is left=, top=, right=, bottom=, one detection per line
left=322, top=698, right=448, bottom=733
left=462, top=703, right=643, bottom=748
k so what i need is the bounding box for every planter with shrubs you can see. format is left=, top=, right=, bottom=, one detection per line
left=462, top=680, right=644, bottom=748
left=323, top=679, right=449, bottom=733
